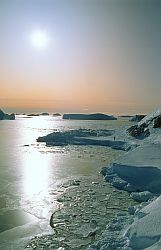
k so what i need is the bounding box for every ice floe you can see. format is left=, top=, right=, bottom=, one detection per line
left=37, top=128, right=136, bottom=151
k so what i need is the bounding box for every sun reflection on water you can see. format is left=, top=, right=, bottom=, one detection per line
left=21, top=150, right=56, bottom=219
left=23, top=152, right=51, bottom=197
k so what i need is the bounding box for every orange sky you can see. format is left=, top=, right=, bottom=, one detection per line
left=1, top=0, right=161, bottom=115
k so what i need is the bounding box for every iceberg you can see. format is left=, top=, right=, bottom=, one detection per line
left=37, top=128, right=134, bottom=151
left=62, top=113, right=117, bottom=120
left=0, top=109, right=15, bottom=120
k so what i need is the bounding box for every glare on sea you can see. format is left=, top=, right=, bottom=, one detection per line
left=23, top=152, right=50, bottom=196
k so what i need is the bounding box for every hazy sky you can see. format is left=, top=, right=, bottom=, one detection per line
left=1, top=0, right=161, bottom=114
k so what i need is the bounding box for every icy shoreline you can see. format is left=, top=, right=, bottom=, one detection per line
left=35, top=109, right=161, bottom=249
left=89, top=108, right=161, bottom=250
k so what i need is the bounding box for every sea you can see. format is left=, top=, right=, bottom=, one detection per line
left=0, top=115, right=136, bottom=250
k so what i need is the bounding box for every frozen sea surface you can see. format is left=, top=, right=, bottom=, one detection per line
left=0, top=115, right=135, bottom=249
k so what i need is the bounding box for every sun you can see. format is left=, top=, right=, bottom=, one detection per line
left=30, top=30, right=49, bottom=49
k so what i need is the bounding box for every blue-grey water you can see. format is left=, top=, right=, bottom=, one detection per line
left=0, top=115, right=132, bottom=249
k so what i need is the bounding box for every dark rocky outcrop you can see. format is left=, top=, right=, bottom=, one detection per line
left=127, top=109, right=161, bottom=138
left=0, top=109, right=15, bottom=120
left=62, top=113, right=117, bottom=120
left=127, top=123, right=150, bottom=138
left=130, top=115, right=146, bottom=122
left=153, top=115, right=161, bottom=128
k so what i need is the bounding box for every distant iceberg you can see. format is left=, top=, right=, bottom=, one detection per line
left=62, top=113, right=117, bottom=120
left=53, top=113, right=61, bottom=116
left=40, top=112, right=49, bottom=116
left=0, top=109, right=15, bottom=120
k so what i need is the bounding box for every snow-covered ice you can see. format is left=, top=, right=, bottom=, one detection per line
left=103, top=143, right=161, bottom=194
left=37, top=128, right=136, bottom=151
left=89, top=107, right=161, bottom=250
left=124, top=195, right=161, bottom=249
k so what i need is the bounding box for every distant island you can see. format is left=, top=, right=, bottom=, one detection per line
left=0, top=109, right=15, bottom=120
left=40, top=112, right=49, bottom=116
left=119, top=115, right=133, bottom=118
left=27, top=114, right=39, bottom=117
left=62, top=113, right=117, bottom=120
left=53, top=113, right=61, bottom=116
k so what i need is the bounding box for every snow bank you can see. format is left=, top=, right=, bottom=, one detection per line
left=125, top=196, right=161, bottom=249
left=90, top=108, right=161, bottom=249
left=102, top=143, right=161, bottom=194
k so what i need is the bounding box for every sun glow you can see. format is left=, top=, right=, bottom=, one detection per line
left=30, top=30, right=49, bottom=49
